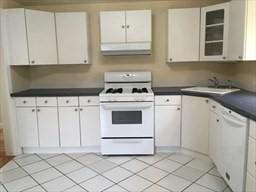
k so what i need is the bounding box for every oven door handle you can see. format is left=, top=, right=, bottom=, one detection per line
left=101, top=102, right=153, bottom=110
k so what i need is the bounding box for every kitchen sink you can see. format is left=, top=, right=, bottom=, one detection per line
left=181, top=87, right=240, bottom=95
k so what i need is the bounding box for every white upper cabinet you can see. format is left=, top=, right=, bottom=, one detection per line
left=100, top=11, right=126, bottom=44
left=100, top=10, right=152, bottom=55
left=228, top=0, right=256, bottom=61
left=25, top=9, right=58, bottom=65
left=5, top=9, right=29, bottom=66
left=200, top=3, right=230, bottom=61
left=126, top=10, right=151, bottom=43
left=55, top=12, right=90, bottom=64
left=168, top=8, right=200, bottom=62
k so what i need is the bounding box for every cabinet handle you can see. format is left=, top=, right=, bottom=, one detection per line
left=166, top=99, right=170, bottom=102
left=223, top=56, right=226, bottom=60
left=32, top=109, right=35, bottom=112
left=75, top=108, right=78, bottom=112
left=126, top=25, right=130, bottom=28
left=66, top=100, right=69, bottom=104
left=206, top=100, right=209, bottom=103
left=216, top=119, right=219, bottom=122
left=44, top=100, right=48, bottom=104
left=37, top=109, right=40, bottom=112
left=31, top=60, right=35, bottom=64
left=177, top=108, right=181, bottom=111
left=88, top=99, right=91, bottom=103
left=84, top=60, right=87, bottom=63
left=23, top=100, right=27, bottom=104
left=212, top=105, right=216, bottom=109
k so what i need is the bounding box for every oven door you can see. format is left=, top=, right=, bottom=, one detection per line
left=100, top=102, right=154, bottom=138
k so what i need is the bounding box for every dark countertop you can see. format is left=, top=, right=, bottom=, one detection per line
left=11, top=87, right=256, bottom=121
left=11, top=88, right=104, bottom=97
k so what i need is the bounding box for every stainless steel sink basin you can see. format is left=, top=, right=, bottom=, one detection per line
left=181, top=87, right=240, bottom=95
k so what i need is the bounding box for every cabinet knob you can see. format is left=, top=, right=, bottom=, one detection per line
left=169, top=58, right=173, bottom=62
left=229, top=110, right=232, bottom=114
left=222, top=56, right=226, bottom=60
left=44, top=100, right=48, bottom=104
left=166, top=99, right=170, bottom=102
left=212, top=105, right=216, bottom=109
left=177, top=108, right=181, bottom=111
left=32, top=109, right=35, bottom=112
left=88, top=99, right=91, bottom=103
left=238, top=56, right=243, bottom=60
left=126, top=25, right=130, bottom=28
left=23, top=100, right=27, bottom=104
left=206, top=100, right=209, bottom=103
left=121, top=25, right=125, bottom=29
left=84, top=60, right=87, bottom=63
left=37, top=109, right=40, bottom=112
left=31, top=60, right=35, bottom=64
left=66, top=100, right=69, bottom=104
left=75, top=108, right=78, bottom=112
left=80, top=108, right=83, bottom=111
left=216, top=119, right=219, bottom=122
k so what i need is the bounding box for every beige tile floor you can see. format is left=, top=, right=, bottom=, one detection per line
left=0, top=152, right=233, bottom=192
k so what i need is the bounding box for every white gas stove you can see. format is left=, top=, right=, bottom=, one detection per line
left=100, top=72, right=155, bottom=155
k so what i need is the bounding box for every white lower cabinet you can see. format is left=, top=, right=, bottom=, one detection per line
left=80, top=106, right=100, bottom=147
left=37, top=107, right=59, bottom=147
left=155, top=96, right=181, bottom=147
left=181, top=96, right=209, bottom=154
left=59, top=107, right=81, bottom=147
left=246, top=173, right=256, bottom=192
left=16, top=107, right=39, bottom=147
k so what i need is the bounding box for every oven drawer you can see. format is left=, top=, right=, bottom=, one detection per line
left=16, top=97, right=36, bottom=107
left=79, top=96, right=99, bottom=106
left=58, top=97, right=79, bottom=106
left=101, top=139, right=154, bottom=155
left=155, top=96, right=181, bottom=106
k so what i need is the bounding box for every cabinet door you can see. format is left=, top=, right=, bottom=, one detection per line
left=209, top=111, right=221, bottom=166
left=126, top=10, right=151, bottom=43
left=59, top=107, right=81, bottom=147
left=246, top=173, right=256, bottom=192
left=37, top=107, right=59, bottom=147
left=155, top=105, right=181, bottom=147
left=200, top=3, right=230, bottom=61
left=16, top=107, right=38, bottom=147
left=5, top=9, right=29, bottom=65
left=247, top=137, right=256, bottom=178
left=100, top=11, right=126, bottom=43
left=25, top=9, right=58, bottom=65
left=181, top=96, right=209, bottom=154
left=80, top=106, right=100, bottom=147
left=55, top=12, right=89, bottom=64
left=168, top=8, right=200, bottom=62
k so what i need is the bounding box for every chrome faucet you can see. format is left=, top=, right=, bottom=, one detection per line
left=227, top=80, right=233, bottom=89
left=208, top=77, right=219, bottom=88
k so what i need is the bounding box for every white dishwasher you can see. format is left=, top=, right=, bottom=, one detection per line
left=219, top=106, right=248, bottom=192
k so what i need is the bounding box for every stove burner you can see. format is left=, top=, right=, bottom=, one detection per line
left=106, top=88, right=123, bottom=94
left=132, top=88, right=149, bottom=94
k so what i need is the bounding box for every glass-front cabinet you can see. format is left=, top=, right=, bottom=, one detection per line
left=200, top=3, right=230, bottom=61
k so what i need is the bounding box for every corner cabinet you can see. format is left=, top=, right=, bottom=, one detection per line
left=55, top=12, right=90, bottom=64
left=181, top=96, right=209, bottom=154
left=155, top=96, right=181, bottom=148
left=167, top=8, right=200, bottom=62
left=200, top=3, right=230, bottom=61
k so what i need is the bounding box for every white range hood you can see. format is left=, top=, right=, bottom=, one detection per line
left=101, top=42, right=152, bottom=56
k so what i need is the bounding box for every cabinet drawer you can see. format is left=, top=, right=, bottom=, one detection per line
left=248, top=137, right=256, bottom=178
left=36, top=97, right=57, bottom=107
left=250, top=120, right=256, bottom=139
left=79, top=96, right=99, bottom=106
left=155, top=96, right=181, bottom=105
left=16, top=97, right=36, bottom=107
left=58, top=97, right=79, bottom=106
left=209, top=99, right=221, bottom=114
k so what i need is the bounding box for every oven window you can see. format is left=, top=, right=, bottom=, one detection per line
left=112, top=111, right=142, bottom=124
